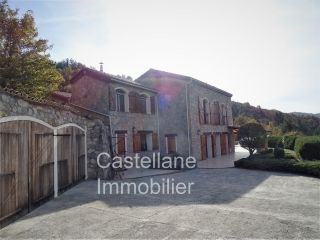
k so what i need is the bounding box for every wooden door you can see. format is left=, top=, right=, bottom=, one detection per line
left=220, top=133, right=227, bottom=155
left=200, top=135, right=208, bottom=160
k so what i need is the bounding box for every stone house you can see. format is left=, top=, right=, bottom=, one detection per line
left=69, top=67, right=235, bottom=161
left=136, top=69, right=235, bottom=160
left=70, top=68, right=159, bottom=159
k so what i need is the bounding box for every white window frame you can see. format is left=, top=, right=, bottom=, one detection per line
left=115, top=88, right=129, bottom=112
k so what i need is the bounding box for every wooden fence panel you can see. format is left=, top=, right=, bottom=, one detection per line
left=57, top=127, right=72, bottom=190
left=30, top=122, right=54, bottom=205
left=0, top=121, right=28, bottom=222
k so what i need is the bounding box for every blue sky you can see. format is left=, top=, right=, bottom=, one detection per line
left=9, top=0, right=320, bottom=113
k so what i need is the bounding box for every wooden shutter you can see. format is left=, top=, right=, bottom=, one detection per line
left=129, top=92, right=135, bottom=113
left=220, top=133, right=227, bottom=155
left=220, top=104, right=224, bottom=125
left=117, top=133, right=126, bottom=155
left=152, top=133, right=159, bottom=150
left=214, top=102, right=220, bottom=125
left=109, top=85, right=116, bottom=111
left=129, top=92, right=140, bottom=113
left=210, top=102, right=214, bottom=125
left=167, top=136, right=176, bottom=154
left=198, top=97, right=204, bottom=124
left=150, top=96, right=155, bottom=114
left=133, top=133, right=141, bottom=153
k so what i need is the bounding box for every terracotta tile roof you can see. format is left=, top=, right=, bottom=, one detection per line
left=0, top=87, right=80, bottom=114
left=51, top=91, right=72, bottom=100
left=70, top=67, right=158, bottom=93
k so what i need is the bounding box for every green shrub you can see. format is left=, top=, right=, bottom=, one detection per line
left=294, top=136, right=320, bottom=160
left=274, top=148, right=285, bottom=158
left=268, top=136, right=283, bottom=148
left=284, top=149, right=297, bottom=159
left=234, top=157, right=320, bottom=178
left=260, top=148, right=273, bottom=155
left=283, top=135, right=297, bottom=150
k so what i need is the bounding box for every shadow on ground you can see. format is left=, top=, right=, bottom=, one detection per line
left=8, top=168, right=299, bottom=219
left=1, top=168, right=319, bottom=239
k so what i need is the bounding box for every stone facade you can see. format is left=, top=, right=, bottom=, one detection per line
left=0, top=89, right=110, bottom=179
left=70, top=68, right=159, bottom=161
left=136, top=69, right=235, bottom=160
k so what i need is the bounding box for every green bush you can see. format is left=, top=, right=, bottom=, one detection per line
left=268, top=136, right=284, bottom=148
left=234, top=157, right=320, bottom=178
left=260, top=148, right=273, bottom=155
left=283, top=135, right=297, bottom=150
left=294, top=136, right=320, bottom=160
left=274, top=148, right=285, bottom=158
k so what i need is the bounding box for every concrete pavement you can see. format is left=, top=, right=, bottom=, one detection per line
left=1, top=167, right=319, bottom=239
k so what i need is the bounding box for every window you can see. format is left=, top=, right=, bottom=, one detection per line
left=133, top=132, right=149, bottom=152
left=139, top=94, right=147, bottom=114
left=166, top=135, right=177, bottom=154
left=116, top=89, right=126, bottom=112
left=129, top=92, right=148, bottom=113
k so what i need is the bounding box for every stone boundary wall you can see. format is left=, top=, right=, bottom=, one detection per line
left=0, top=89, right=110, bottom=179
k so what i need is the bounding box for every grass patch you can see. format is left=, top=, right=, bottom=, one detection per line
left=235, top=154, right=320, bottom=178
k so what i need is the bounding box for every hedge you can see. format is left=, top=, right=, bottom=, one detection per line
left=274, top=148, right=285, bottom=158
left=283, top=135, right=297, bottom=150
left=268, top=136, right=283, bottom=148
left=235, top=157, right=320, bottom=178
left=294, top=136, right=320, bottom=160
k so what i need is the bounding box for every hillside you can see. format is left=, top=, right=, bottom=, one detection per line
left=232, top=102, right=320, bottom=136
left=291, top=112, right=320, bottom=118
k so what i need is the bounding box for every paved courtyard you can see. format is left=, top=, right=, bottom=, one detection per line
left=0, top=168, right=319, bottom=239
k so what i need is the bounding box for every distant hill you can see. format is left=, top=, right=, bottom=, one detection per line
left=291, top=112, right=320, bottom=119
left=232, top=102, right=320, bottom=136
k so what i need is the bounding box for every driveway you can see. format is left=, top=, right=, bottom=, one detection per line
left=0, top=168, right=319, bottom=239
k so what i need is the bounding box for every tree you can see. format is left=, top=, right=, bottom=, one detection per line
left=0, top=0, right=62, bottom=97
left=56, top=58, right=85, bottom=92
left=238, top=123, right=266, bottom=157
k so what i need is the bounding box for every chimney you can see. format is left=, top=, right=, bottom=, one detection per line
left=99, top=62, right=104, bottom=72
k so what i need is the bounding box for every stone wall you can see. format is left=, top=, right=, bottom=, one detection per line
left=0, top=89, right=110, bottom=179
left=188, top=81, right=233, bottom=159
left=136, top=74, right=190, bottom=157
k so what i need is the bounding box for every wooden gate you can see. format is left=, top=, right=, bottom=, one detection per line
left=57, top=127, right=86, bottom=191
left=0, top=117, right=87, bottom=227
